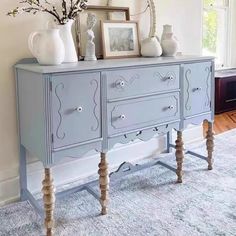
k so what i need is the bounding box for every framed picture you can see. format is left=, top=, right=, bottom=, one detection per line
left=101, top=21, right=140, bottom=59
left=75, top=5, right=130, bottom=59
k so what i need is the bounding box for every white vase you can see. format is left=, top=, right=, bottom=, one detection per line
left=141, top=37, right=162, bottom=57
left=28, top=29, right=65, bottom=65
left=57, top=20, right=78, bottom=63
left=161, top=25, right=179, bottom=57
left=140, top=0, right=163, bottom=57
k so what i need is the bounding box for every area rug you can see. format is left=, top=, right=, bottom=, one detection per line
left=0, top=129, right=236, bottom=236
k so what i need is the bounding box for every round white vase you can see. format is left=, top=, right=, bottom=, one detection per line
left=57, top=20, right=78, bottom=63
left=28, top=29, right=65, bottom=65
left=141, top=37, right=162, bottom=57
left=161, top=25, right=179, bottom=57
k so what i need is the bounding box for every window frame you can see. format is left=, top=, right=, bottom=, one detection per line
left=202, top=0, right=230, bottom=68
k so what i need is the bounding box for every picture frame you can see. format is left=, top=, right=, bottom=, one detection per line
left=101, top=21, right=140, bottom=59
left=75, top=5, right=130, bottom=59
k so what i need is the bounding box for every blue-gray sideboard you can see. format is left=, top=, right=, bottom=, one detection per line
left=15, top=55, right=215, bottom=235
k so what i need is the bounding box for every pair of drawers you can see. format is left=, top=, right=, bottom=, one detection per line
left=106, top=65, right=181, bottom=136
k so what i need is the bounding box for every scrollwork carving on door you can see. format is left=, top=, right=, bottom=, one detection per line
left=185, top=69, right=192, bottom=111
left=90, top=79, right=100, bottom=132
left=205, top=66, right=211, bottom=107
left=55, top=83, right=66, bottom=140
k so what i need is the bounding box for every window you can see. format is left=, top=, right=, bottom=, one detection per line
left=202, top=0, right=230, bottom=68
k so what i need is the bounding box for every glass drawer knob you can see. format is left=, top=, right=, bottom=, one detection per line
left=76, top=106, right=83, bottom=112
left=193, top=87, right=202, bottom=92
left=166, top=75, right=174, bottom=81
left=120, top=114, right=126, bottom=120
left=116, top=80, right=125, bottom=87
left=168, top=105, right=174, bottom=110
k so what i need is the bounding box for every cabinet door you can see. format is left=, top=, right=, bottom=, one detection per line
left=183, top=62, right=212, bottom=117
left=51, top=73, right=101, bottom=149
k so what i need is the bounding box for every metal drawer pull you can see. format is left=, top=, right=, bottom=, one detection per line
left=116, top=80, right=125, bottom=87
left=120, top=114, right=126, bottom=120
left=193, top=87, right=202, bottom=92
left=76, top=106, right=83, bottom=112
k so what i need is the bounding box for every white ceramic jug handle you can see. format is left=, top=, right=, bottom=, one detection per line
left=28, top=31, right=41, bottom=58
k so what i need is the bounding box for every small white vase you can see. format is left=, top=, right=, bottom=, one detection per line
left=57, top=20, right=78, bottom=63
left=161, top=25, right=179, bottom=57
left=28, top=29, right=65, bottom=65
left=141, top=37, right=162, bottom=57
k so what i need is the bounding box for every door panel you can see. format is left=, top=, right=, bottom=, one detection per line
left=51, top=73, right=101, bottom=148
left=184, top=62, right=212, bottom=117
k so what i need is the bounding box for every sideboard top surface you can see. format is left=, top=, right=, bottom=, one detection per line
left=15, top=55, right=214, bottom=74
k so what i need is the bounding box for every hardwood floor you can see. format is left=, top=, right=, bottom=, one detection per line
left=203, top=110, right=236, bottom=135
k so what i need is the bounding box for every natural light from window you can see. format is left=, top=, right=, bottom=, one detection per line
left=202, top=0, right=229, bottom=68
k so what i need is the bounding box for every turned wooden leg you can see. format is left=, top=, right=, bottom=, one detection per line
left=98, top=153, right=109, bottom=215
left=42, top=168, right=55, bottom=236
left=175, top=131, right=184, bottom=183
left=206, top=121, right=214, bottom=170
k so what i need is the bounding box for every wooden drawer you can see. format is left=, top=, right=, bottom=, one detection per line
left=51, top=73, right=101, bottom=149
left=106, top=65, right=180, bottom=100
left=183, top=62, right=212, bottom=117
left=107, top=92, right=180, bottom=135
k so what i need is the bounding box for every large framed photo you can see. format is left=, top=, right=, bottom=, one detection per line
left=75, top=6, right=130, bottom=59
left=101, top=21, right=140, bottom=59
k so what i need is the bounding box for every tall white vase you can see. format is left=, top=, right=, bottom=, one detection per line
left=58, top=20, right=78, bottom=63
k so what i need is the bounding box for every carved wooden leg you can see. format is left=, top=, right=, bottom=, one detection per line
left=42, top=168, right=55, bottom=236
left=206, top=121, right=214, bottom=170
left=98, top=153, right=109, bottom=215
left=175, top=131, right=184, bottom=183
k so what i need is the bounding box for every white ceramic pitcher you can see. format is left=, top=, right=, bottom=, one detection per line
left=28, top=29, right=65, bottom=65
left=57, top=20, right=78, bottom=63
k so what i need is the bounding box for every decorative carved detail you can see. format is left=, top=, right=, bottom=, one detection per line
left=55, top=83, right=65, bottom=140
left=110, top=162, right=137, bottom=179
left=115, top=74, right=140, bottom=91
left=206, top=121, right=214, bottom=170
left=175, top=131, right=184, bottom=183
left=154, top=71, right=176, bottom=85
left=42, top=168, right=55, bottom=236
left=90, top=79, right=100, bottom=131
left=98, top=153, right=109, bottom=215
left=185, top=69, right=192, bottom=111
left=205, top=67, right=211, bottom=107
left=108, top=122, right=179, bottom=149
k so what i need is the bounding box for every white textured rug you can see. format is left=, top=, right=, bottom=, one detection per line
left=1, top=130, right=236, bottom=236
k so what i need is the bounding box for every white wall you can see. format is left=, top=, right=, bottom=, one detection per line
left=156, top=0, right=203, bottom=54
left=228, top=0, right=236, bottom=67
left=0, top=0, right=203, bottom=206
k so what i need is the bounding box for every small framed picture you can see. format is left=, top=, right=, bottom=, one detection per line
left=101, top=21, right=140, bottom=59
